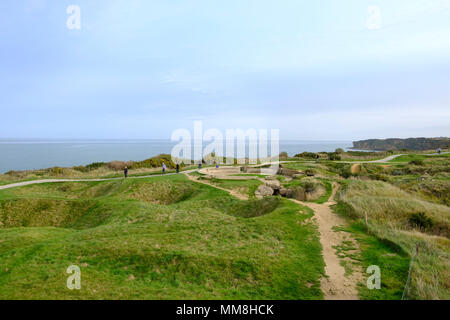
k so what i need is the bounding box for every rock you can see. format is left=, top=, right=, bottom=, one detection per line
left=264, top=175, right=278, bottom=180
left=292, top=173, right=303, bottom=179
left=283, top=168, right=298, bottom=176
left=245, top=168, right=261, bottom=174
left=265, top=179, right=281, bottom=189
left=280, top=188, right=294, bottom=198
left=255, top=185, right=274, bottom=198
left=277, top=168, right=298, bottom=177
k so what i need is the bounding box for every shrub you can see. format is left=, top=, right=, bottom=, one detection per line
left=72, top=166, right=88, bottom=173
left=409, top=212, right=433, bottom=230
left=132, top=154, right=175, bottom=169
left=73, top=162, right=107, bottom=172
left=107, top=161, right=135, bottom=171
left=339, top=166, right=351, bottom=178
left=279, top=151, right=288, bottom=158
left=86, top=162, right=107, bottom=171
left=303, top=181, right=316, bottom=193
left=305, top=169, right=316, bottom=176
left=328, top=153, right=341, bottom=161
left=409, top=159, right=425, bottom=166
left=369, top=173, right=389, bottom=182
left=390, top=169, right=407, bottom=176
left=49, top=167, right=63, bottom=176
left=294, top=152, right=316, bottom=159
left=335, top=148, right=345, bottom=154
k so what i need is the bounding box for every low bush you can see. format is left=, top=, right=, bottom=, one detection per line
left=409, top=159, right=425, bottom=166
left=132, top=154, right=176, bottom=169
left=408, top=212, right=433, bottom=230
left=328, top=153, right=341, bottom=161
left=294, top=152, right=316, bottom=159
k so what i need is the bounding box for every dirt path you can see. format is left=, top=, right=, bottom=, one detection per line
left=0, top=170, right=197, bottom=191
left=290, top=184, right=363, bottom=300
left=183, top=172, right=249, bottom=200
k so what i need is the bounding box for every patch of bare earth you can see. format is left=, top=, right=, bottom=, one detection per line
left=184, top=173, right=249, bottom=200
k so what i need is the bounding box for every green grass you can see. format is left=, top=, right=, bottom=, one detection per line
left=389, top=155, right=426, bottom=163
left=232, top=174, right=267, bottom=178
left=314, top=180, right=332, bottom=204
left=331, top=204, right=410, bottom=299
left=336, top=180, right=450, bottom=299
left=0, top=174, right=325, bottom=299
left=207, top=178, right=263, bottom=198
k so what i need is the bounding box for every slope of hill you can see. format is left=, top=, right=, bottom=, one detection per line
left=352, top=137, right=450, bottom=151
left=0, top=175, right=324, bottom=299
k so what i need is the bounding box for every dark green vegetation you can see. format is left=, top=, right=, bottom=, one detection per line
left=353, top=137, right=450, bottom=151
left=0, top=175, right=324, bottom=299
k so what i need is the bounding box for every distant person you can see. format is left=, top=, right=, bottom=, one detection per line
left=176, top=163, right=180, bottom=173
left=216, top=162, right=219, bottom=169
left=315, top=154, right=319, bottom=163
left=124, top=166, right=128, bottom=178
left=437, top=147, right=442, bottom=155
left=198, top=161, right=202, bottom=169
left=162, top=162, right=167, bottom=174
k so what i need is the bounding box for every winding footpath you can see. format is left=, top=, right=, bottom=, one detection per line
left=290, top=185, right=363, bottom=299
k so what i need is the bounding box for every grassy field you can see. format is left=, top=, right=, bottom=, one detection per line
left=0, top=174, right=325, bottom=299
left=0, top=151, right=448, bottom=300
left=206, top=178, right=263, bottom=199
left=336, top=180, right=450, bottom=299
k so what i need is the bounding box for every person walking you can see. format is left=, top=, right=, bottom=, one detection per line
left=437, top=147, right=442, bottom=155
left=176, top=163, right=180, bottom=173
left=315, top=154, right=319, bottom=163
left=162, top=162, right=167, bottom=174
left=124, top=166, right=128, bottom=178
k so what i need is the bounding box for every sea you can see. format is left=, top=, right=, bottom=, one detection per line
left=0, top=139, right=354, bottom=173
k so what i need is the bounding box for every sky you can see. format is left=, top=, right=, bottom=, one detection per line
left=0, top=0, right=450, bottom=140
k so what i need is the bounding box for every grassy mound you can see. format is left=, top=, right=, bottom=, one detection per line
left=0, top=174, right=324, bottom=299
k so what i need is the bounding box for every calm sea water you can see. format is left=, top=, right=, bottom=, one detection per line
left=0, top=139, right=353, bottom=173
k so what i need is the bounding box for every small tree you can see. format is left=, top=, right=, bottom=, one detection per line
left=409, top=212, right=433, bottom=230
left=329, top=153, right=342, bottom=161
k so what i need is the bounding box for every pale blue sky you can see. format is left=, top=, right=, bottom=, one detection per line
left=1, top=0, right=450, bottom=140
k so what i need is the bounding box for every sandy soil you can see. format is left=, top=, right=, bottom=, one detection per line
left=290, top=184, right=363, bottom=300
